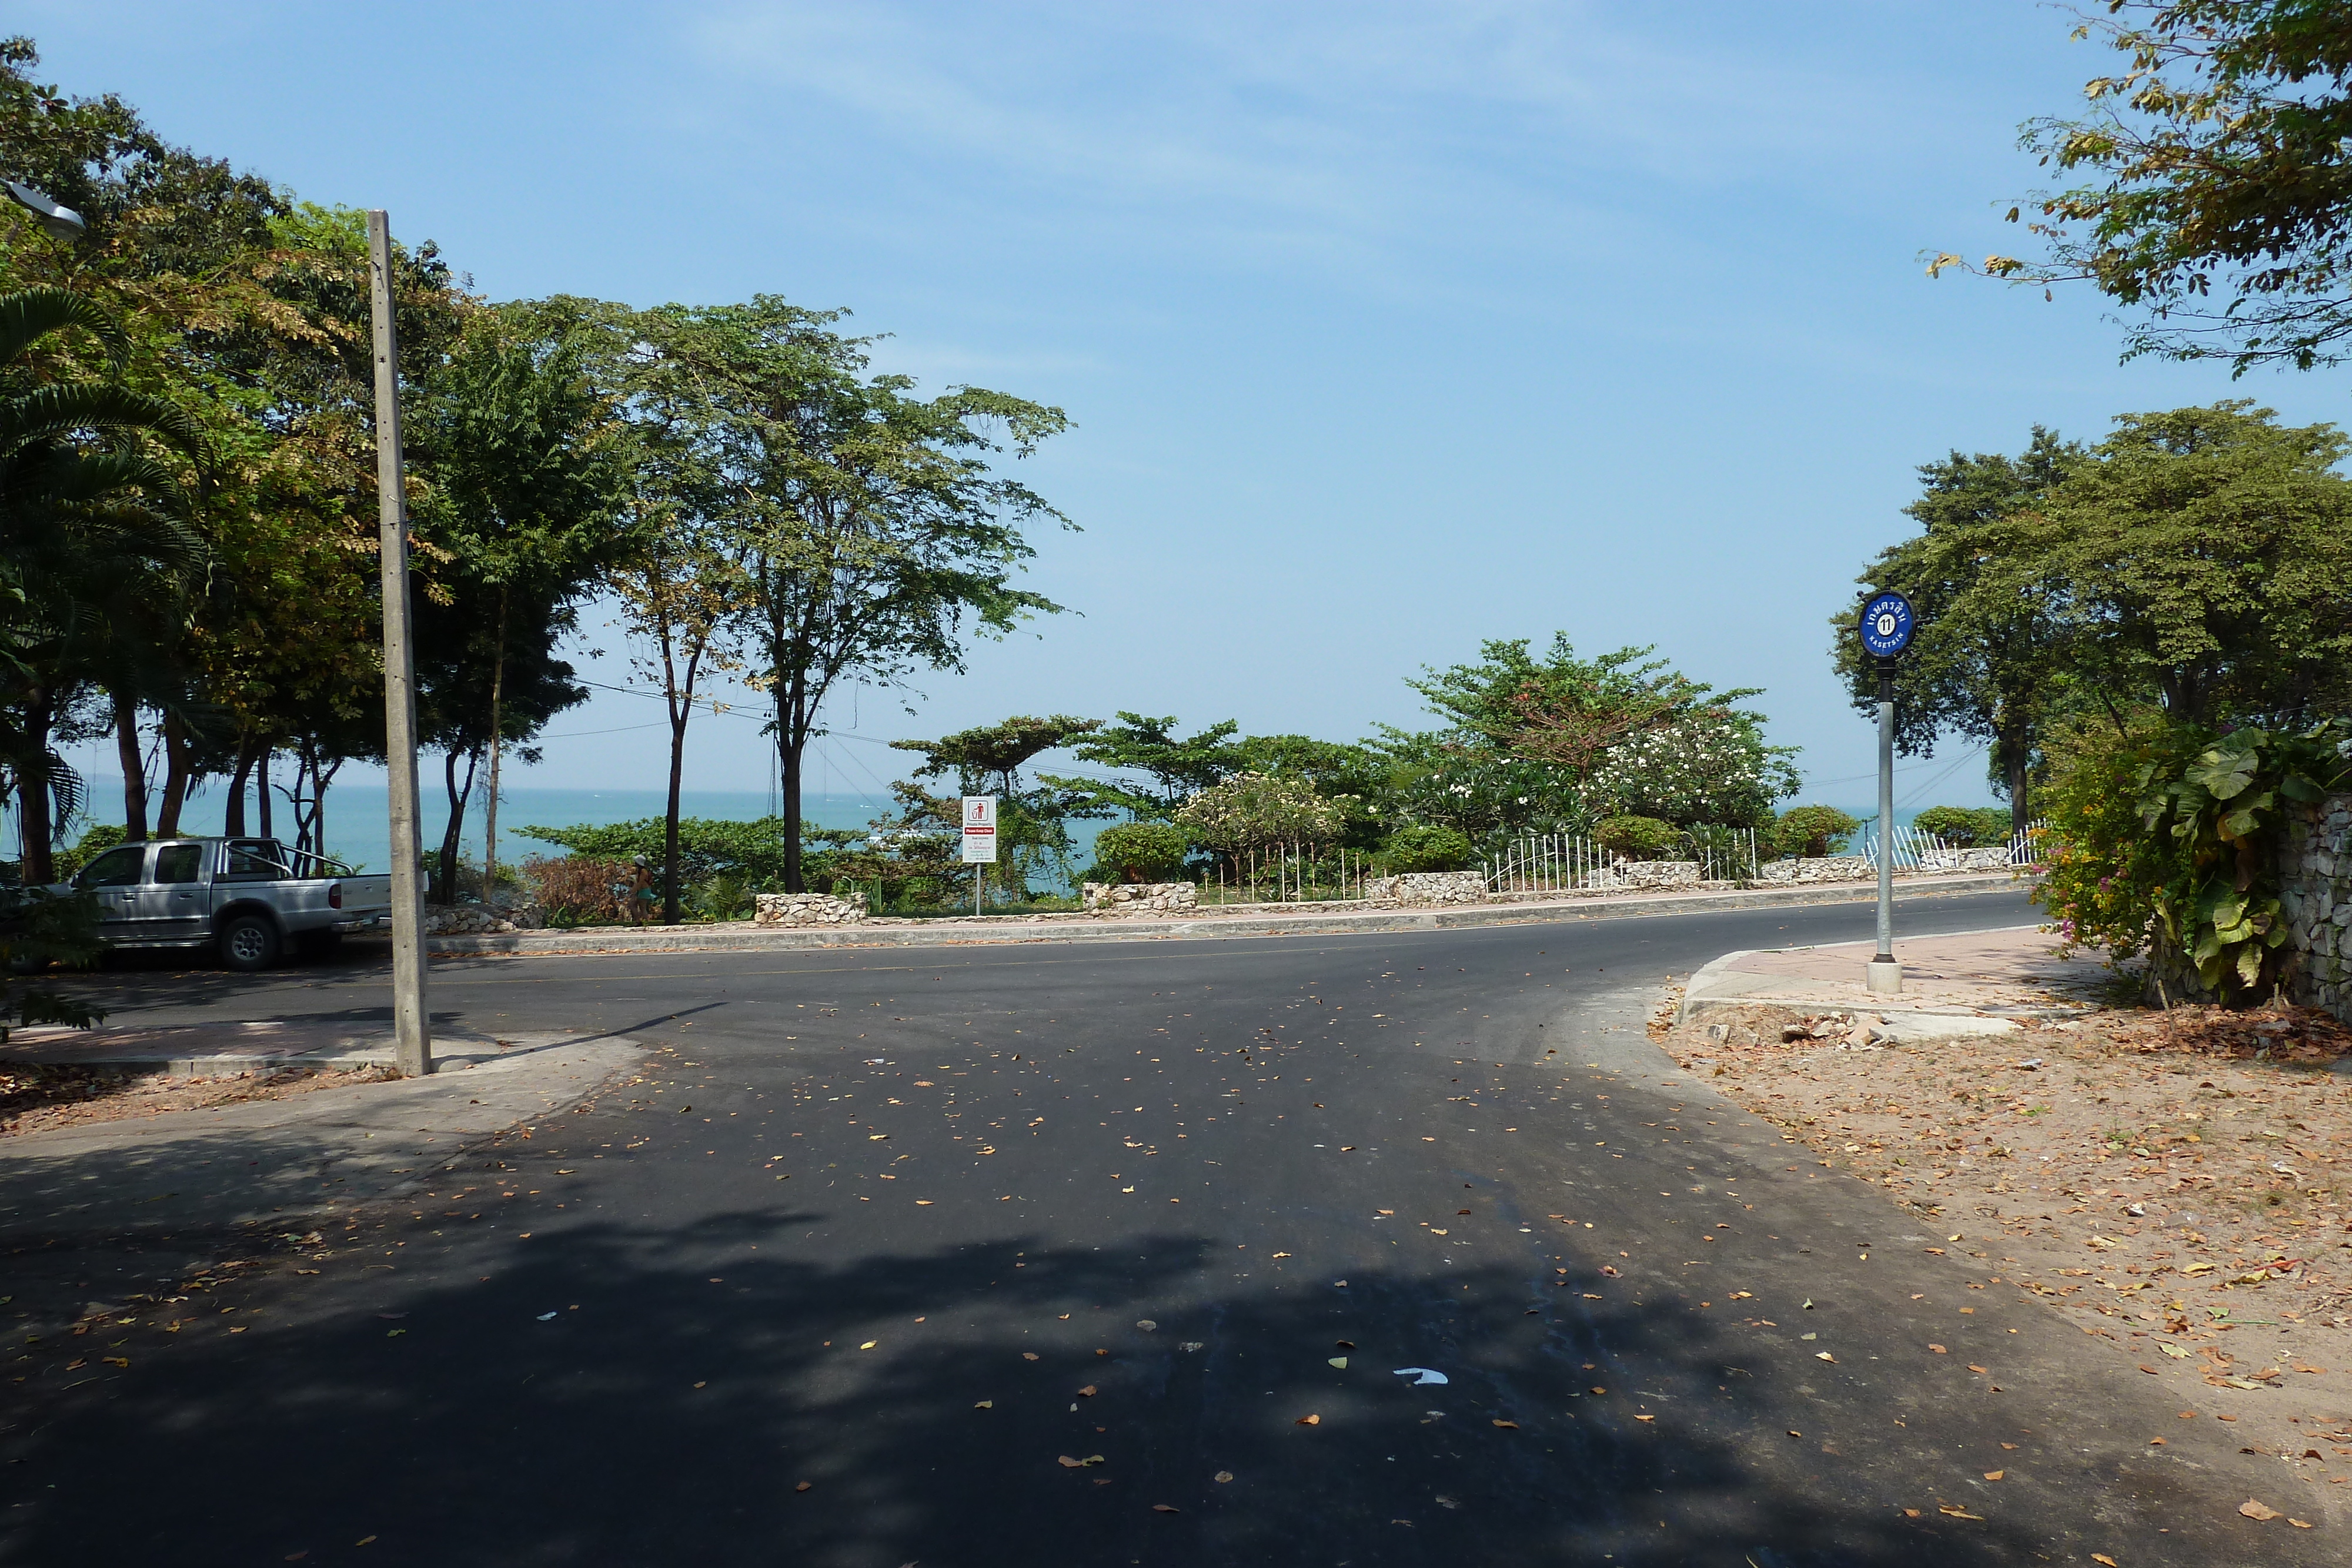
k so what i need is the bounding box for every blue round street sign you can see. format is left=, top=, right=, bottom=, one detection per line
left=1859, top=591, right=1915, bottom=658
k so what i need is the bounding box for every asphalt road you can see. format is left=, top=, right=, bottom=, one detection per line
left=4, top=888, right=2308, bottom=1566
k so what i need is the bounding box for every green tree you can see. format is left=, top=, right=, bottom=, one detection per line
left=1833, top=428, right=2082, bottom=828
left=0, top=290, right=202, bottom=880
left=2030, top=402, right=2352, bottom=727
left=412, top=308, right=622, bottom=898
left=1175, top=771, right=1346, bottom=861
left=890, top=714, right=1102, bottom=900
left=1058, top=712, right=1242, bottom=820
left=1939, top=2, right=2352, bottom=372
left=614, top=299, right=1073, bottom=893
left=1383, top=636, right=1790, bottom=842
left=560, top=296, right=754, bottom=924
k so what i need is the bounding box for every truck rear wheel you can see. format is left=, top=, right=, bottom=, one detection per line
left=219, top=913, right=282, bottom=972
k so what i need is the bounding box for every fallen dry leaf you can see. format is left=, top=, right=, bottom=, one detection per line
left=1967, top=1364, right=1990, bottom=1375
left=1983, top=1470, right=2004, bottom=1481
left=1151, top=1504, right=1180, bottom=1513
left=1296, top=1413, right=1321, bottom=1426
left=1213, top=1471, right=1234, bottom=1483
left=2292, top=1519, right=2313, bottom=1529
left=1493, top=1419, right=1519, bottom=1429
left=2240, top=1499, right=2281, bottom=1521
left=1078, top=1385, right=1098, bottom=1398
left=974, top=1400, right=993, bottom=1409
left=794, top=1482, right=811, bottom=1493
left=1023, top=1352, right=1039, bottom=1360
left=1929, top=1344, right=1947, bottom=1354
left=1939, top=1505, right=1982, bottom=1520
left=2093, top=1556, right=2118, bottom=1566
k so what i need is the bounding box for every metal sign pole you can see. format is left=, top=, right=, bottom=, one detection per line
left=962, top=796, right=998, bottom=918
left=368, top=211, right=432, bottom=1077
left=1857, top=591, right=1915, bottom=998
left=1872, top=656, right=1899, bottom=992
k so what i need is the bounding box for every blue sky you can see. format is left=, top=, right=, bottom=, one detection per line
left=34, top=2, right=2349, bottom=814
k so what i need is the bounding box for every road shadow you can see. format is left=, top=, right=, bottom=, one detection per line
left=0, top=1206, right=2080, bottom=1568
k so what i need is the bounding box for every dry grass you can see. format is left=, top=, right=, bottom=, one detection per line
left=1659, top=999, right=2352, bottom=1485
left=0, top=1060, right=400, bottom=1138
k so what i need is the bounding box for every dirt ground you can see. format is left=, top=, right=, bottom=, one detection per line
left=1657, top=996, right=2352, bottom=1505
left=0, top=1060, right=400, bottom=1138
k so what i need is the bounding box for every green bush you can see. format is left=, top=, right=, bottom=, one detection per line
left=1380, top=823, right=1473, bottom=873
left=55, top=825, right=125, bottom=882
left=2039, top=718, right=2350, bottom=1005
left=1912, top=805, right=2013, bottom=847
left=1770, top=805, right=1860, bottom=859
left=1091, top=822, right=1191, bottom=882
left=1593, top=815, right=1680, bottom=861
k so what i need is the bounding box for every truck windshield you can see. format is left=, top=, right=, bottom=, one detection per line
left=75, top=846, right=146, bottom=888
left=153, top=844, right=205, bottom=884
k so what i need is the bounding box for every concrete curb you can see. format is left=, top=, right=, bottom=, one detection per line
left=1676, top=941, right=2090, bottom=1041
left=425, top=872, right=2031, bottom=958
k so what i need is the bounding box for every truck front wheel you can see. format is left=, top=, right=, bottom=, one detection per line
left=219, top=913, right=282, bottom=972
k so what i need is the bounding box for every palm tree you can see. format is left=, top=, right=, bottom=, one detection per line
left=0, top=288, right=205, bottom=881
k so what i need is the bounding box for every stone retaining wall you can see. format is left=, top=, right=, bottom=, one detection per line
left=1363, top=870, right=1489, bottom=907
left=1081, top=882, right=1200, bottom=916
left=422, top=902, right=542, bottom=935
left=1759, top=855, right=1871, bottom=885
left=1607, top=860, right=1700, bottom=891
left=1920, top=845, right=2014, bottom=873
left=754, top=891, right=868, bottom=927
left=2281, top=794, right=2352, bottom=1022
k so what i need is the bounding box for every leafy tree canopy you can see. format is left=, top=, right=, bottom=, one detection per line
left=1942, top=2, right=2352, bottom=372
left=1833, top=426, right=2083, bottom=822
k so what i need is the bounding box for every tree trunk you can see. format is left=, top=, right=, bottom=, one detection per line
left=256, top=745, right=273, bottom=841
left=664, top=710, right=687, bottom=924
left=777, top=670, right=807, bottom=895
left=223, top=741, right=256, bottom=837
left=155, top=711, right=193, bottom=837
left=483, top=589, right=507, bottom=907
left=16, top=688, right=55, bottom=882
left=113, top=693, right=148, bottom=841
left=436, top=747, right=479, bottom=904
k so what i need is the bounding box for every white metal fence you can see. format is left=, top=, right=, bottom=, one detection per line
left=1856, top=820, right=2046, bottom=871
left=1482, top=820, right=2043, bottom=894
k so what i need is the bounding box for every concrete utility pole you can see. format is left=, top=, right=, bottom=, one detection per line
left=368, top=211, right=432, bottom=1077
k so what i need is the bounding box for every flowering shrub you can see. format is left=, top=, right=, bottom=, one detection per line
left=1588, top=710, right=1796, bottom=828
left=1175, top=771, right=1346, bottom=851
left=1382, top=752, right=1593, bottom=844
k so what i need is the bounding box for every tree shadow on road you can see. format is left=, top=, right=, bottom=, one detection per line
left=0, top=1197, right=2086, bottom=1568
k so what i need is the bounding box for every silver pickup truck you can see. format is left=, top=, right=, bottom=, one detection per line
left=61, top=837, right=395, bottom=971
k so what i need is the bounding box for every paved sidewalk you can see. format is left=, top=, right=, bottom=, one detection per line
left=429, top=870, right=2024, bottom=955
left=0, top=1029, right=644, bottom=1242
left=1678, top=923, right=2112, bottom=1038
